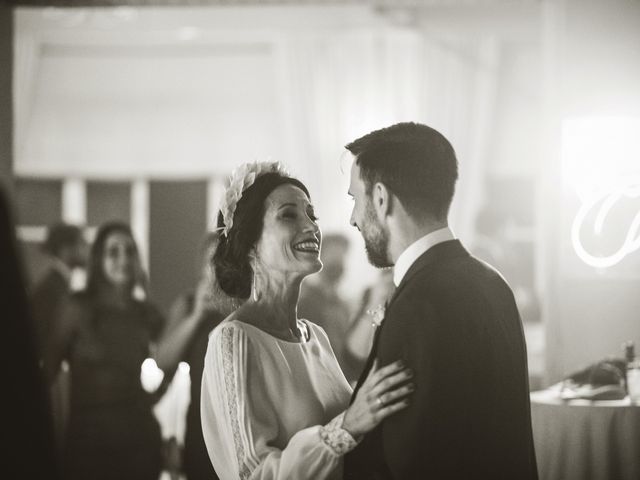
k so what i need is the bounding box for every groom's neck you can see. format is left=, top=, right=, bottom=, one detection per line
left=388, top=215, right=449, bottom=263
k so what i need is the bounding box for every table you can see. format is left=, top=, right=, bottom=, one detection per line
left=530, top=386, right=640, bottom=480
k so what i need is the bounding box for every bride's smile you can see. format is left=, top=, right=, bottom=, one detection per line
left=292, top=239, right=320, bottom=254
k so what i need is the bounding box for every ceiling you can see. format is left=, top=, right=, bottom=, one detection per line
left=12, top=0, right=538, bottom=7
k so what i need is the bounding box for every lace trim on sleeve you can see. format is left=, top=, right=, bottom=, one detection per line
left=319, top=412, right=359, bottom=456
left=221, top=325, right=253, bottom=480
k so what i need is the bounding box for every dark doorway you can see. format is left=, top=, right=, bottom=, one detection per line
left=148, top=179, right=207, bottom=315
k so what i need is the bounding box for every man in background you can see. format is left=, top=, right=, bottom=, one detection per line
left=298, top=233, right=362, bottom=383
left=30, top=222, right=87, bottom=357
left=29, top=222, right=87, bottom=458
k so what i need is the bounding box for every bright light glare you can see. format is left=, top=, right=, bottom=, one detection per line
left=562, top=116, right=640, bottom=269
left=140, top=358, right=165, bottom=393
left=178, top=361, right=191, bottom=375
left=562, top=116, right=640, bottom=201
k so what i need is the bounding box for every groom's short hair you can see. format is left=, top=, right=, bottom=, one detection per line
left=345, top=122, right=458, bottom=221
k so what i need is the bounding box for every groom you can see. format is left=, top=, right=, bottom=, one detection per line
left=344, top=122, right=538, bottom=479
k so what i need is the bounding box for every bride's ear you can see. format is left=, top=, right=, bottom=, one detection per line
left=372, top=182, right=392, bottom=219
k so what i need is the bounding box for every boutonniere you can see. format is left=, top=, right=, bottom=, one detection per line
left=366, top=303, right=386, bottom=328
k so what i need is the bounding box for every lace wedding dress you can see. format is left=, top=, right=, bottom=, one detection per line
left=201, top=318, right=357, bottom=480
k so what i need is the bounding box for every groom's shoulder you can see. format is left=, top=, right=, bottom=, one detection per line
left=396, top=251, right=509, bottom=304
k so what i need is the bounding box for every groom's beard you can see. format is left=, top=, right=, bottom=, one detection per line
left=362, top=202, right=393, bottom=268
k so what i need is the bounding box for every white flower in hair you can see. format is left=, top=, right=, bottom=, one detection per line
left=219, top=160, right=290, bottom=237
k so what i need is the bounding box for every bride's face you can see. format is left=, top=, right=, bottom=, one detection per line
left=254, top=184, right=322, bottom=278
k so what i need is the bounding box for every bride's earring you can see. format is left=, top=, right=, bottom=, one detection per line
left=252, top=267, right=258, bottom=301
left=251, top=256, right=259, bottom=301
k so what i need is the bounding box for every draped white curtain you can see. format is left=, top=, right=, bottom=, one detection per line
left=278, top=27, right=499, bottom=298
left=14, top=11, right=497, bottom=244
left=281, top=27, right=499, bottom=244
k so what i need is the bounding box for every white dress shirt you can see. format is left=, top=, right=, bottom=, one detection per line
left=393, top=227, right=455, bottom=286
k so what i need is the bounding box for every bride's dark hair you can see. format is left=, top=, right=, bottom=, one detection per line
left=213, top=172, right=310, bottom=299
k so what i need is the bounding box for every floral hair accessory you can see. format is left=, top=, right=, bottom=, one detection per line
left=219, top=160, right=290, bottom=237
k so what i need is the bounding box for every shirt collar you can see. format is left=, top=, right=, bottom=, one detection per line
left=393, top=227, right=455, bottom=287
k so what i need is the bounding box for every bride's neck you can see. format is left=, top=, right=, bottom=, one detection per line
left=243, top=273, right=302, bottom=335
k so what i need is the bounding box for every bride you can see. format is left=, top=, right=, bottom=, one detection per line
left=201, top=162, right=414, bottom=480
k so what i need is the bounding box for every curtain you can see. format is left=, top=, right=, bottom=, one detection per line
left=282, top=27, right=499, bottom=242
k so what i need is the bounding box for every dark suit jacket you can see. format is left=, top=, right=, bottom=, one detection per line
left=344, top=240, right=538, bottom=480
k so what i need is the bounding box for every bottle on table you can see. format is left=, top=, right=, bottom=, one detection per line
left=624, top=341, right=640, bottom=404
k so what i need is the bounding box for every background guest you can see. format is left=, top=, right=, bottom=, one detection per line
left=30, top=222, right=88, bottom=357
left=344, top=268, right=396, bottom=380
left=471, top=206, right=544, bottom=389
left=298, top=232, right=359, bottom=382
left=471, top=206, right=540, bottom=325
left=44, top=221, right=166, bottom=480
left=29, top=222, right=87, bottom=456
left=157, top=231, right=238, bottom=480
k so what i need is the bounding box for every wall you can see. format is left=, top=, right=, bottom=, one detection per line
left=540, top=0, right=640, bottom=383
left=0, top=6, right=11, bottom=191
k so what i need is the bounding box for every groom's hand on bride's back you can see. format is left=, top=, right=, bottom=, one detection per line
left=342, top=360, right=414, bottom=439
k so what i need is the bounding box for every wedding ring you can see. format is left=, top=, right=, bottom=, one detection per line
left=376, top=396, right=384, bottom=408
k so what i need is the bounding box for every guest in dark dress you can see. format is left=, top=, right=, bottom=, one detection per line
left=158, top=231, right=239, bottom=480
left=44, top=221, right=166, bottom=480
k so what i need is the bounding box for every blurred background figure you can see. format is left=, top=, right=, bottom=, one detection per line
left=29, top=222, right=87, bottom=458
left=471, top=206, right=540, bottom=324
left=298, top=233, right=359, bottom=382
left=30, top=222, right=88, bottom=359
left=344, top=268, right=396, bottom=382
left=2, top=186, right=61, bottom=480
left=44, top=221, right=166, bottom=480
left=470, top=208, right=508, bottom=274
left=471, top=206, right=543, bottom=389
left=156, top=231, right=238, bottom=480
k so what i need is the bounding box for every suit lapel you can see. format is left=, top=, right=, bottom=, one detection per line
left=351, top=323, right=383, bottom=401
left=351, top=240, right=467, bottom=400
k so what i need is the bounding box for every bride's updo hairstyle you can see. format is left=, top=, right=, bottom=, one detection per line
left=213, top=171, right=310, bottom=299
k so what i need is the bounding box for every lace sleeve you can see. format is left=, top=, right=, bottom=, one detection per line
left=219, top=324, right=254, bottom=479
left=319, top=412, right=359, bottom=455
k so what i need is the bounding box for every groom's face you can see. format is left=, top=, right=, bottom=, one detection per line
left=349, top=162, right=393, bottom=268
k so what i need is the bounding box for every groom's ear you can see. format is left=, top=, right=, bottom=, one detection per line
left=372, top=182, right=392, bottom=218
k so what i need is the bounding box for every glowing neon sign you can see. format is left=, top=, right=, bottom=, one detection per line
left=563, top=116, right=640, bottom=269
left=571, top=180, right=640, bottom=268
